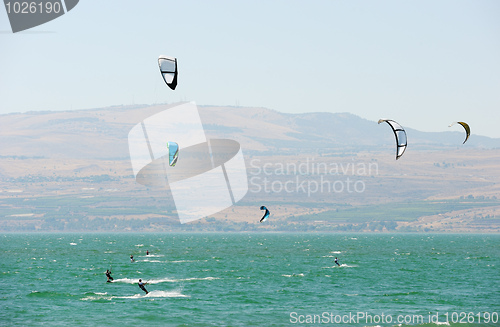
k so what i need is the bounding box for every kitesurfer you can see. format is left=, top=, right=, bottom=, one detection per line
left=335, top=257, right=340, bottom=266
left=146, top=250, right=149, bottom=255
left=130, top=255, right=135, bottom=262
left=138, top=279, right=149, bottom=294
left=105, top=269, right=113, bottom=282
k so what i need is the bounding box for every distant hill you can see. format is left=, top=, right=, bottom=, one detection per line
left=1, top=103, right=500, bottom=232
left=0, top=103, right=498, bottom=159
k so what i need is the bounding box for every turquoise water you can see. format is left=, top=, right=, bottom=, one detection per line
left=1, top=233, right=499, bottom=326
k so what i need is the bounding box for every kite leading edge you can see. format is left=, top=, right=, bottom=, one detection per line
left=449, top=122, right=470, bottom=144
left=378, top=119, right=407, bottom=160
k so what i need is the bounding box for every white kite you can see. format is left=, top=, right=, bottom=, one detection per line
left=378, top=119, right=407, bottom=160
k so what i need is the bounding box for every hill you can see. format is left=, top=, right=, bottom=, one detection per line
left=0, top=103, right=499, bottom=232
left=1, top=103, right=499, bottom=159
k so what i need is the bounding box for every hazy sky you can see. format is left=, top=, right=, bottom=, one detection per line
left=1, top=1, right=499, bottom=137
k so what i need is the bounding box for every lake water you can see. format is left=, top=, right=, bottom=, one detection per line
left=1, top=233, right=499, bottom=326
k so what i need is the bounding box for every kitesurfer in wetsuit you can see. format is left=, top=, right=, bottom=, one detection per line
left=130, top=255, right=134, bottom=262
left=146, top=250, right=149, bottom=255
left=335, top=257, right=340, bottom=266
left=138, top=279, right=148, bottom=294
left=105, top=269, right=113, bottom=282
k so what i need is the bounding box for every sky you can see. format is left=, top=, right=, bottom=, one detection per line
left=1, top=0, right=499, bottom=137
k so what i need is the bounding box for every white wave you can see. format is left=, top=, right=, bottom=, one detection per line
left=112, top=277, right=176, bottom=284
left=135, top=244, right=144, bottom=247
left=140, top=254, right=164, bottom=257
left=330, top=251, right=342, bottom=254
left=322, top=263, right=354, bottom=268
left=175, top=277, right=219, bottom=282
left=81, top=295, right=108, bottom=301
left=81, top=292, right=109, bottom=301
left=282, top=273, right=304, bottom=277
left=340, top=264, right=356, bottom=267
left=117, top=290, right=189, bottom=299
left=113, top=276, right=219, bottom=285
left=112, top=278, right=141, bottom=284
left=70, top=243, right=77, bottom=246
left=81, top=290, right=188, bottom=301
left=139, top=259, right=163, bottom=263
left=146, top=278, right=178, bottom=284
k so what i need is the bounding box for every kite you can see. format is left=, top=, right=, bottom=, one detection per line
left=449, top=122, right=470, bottom=144
left=158, top=55, right=178, bottom=90
left=260, top=206, right=270, bottom=223
left=166, top=142, right=179, bottom=167
left=378, top=119, right=407, bottom=160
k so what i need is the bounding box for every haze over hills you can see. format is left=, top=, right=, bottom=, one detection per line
left=0, top=103, right=499, bottom=232
left=0, top=103, right=499, bottom=160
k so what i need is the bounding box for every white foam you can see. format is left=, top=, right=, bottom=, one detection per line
left=340, top=264, right=356, bottom=267
left=146, top=278, right=178, bottom=284
left=117, top=290, right=189, bottom=299
left=81, top=290, right=188, bottom=300
left=112, top=277, right=175, bottom=284
left=175, top=277, right=219, bottom=282
left=113, top=276, right=219, bottom=285
left=81, top=295, right=107, bottom=301
left=282, top=273, right=304, bottom=277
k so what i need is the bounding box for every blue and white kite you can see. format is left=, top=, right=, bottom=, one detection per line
left=166, top=141, right=179, bottom=167
left=260, top=206, right=270, bottom=223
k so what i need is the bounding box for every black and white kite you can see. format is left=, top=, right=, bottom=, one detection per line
left=158, top=55, right=178, bottom=90
left=378, top=119, right=407, bottom=160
